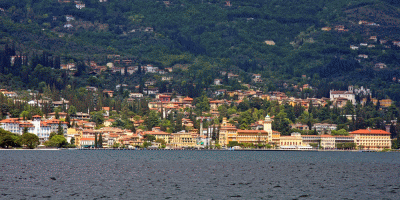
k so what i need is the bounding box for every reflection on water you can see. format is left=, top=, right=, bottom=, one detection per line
left=0, top=150, right=399, bottom=199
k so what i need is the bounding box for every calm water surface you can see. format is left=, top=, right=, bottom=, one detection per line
left=0, top=150, right=399, bottom=199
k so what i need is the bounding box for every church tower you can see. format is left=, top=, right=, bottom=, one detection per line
left=348, top=85, right=354, bottom=93
left=263, top=115, right=272, bottom=142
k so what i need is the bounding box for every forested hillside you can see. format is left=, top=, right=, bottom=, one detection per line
left=1, top=0, right=400, bottom=101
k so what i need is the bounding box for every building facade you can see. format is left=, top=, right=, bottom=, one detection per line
left=350, top=129, right=391, bottom=150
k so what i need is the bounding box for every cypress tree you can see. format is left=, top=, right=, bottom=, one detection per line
left=66, top=114, right=71, bottom=128
left=57, top=122, right=63, bottom=135
left=98, top=133, right=103, bottom=148
left=70, top=137, right=75, bottom=146
left=131, top=124, right=136, bottom=133
left=94, top=133, right=98, bottom=148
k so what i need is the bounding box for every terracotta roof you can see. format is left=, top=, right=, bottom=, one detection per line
left=32, top=115, right=42, bottom=118
left=143, top=131, right=171, bottom=135
left=80, top=138, right=95, bottom=141
left=237, top=130, right=267, bottom=134
left=350, top=129, right=390, bottom=135
left=331, top=91, right=353, bottom=94
left=320, top=134, right=334, bottom=138
left=0, top=118, right=20, bottom=123
left=301, top=135, right=320, bottom=137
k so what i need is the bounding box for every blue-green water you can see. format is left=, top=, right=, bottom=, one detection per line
left=0, top=150, right=399, bottom=199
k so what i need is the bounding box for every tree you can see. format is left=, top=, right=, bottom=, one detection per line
left=299, top=111, right=315, bottom=129
left=57, top=122, right=63, bottom=135
left=46, top=135, right=67, bottom=148
left=127, top=123, right=136, bottom=133
left=21, top=132, right=39, bottom=149
left=144, top=110, right=159, bottom=130
left=175, top=113, right=183, bottom=132
left=91, top=111, right=105, bottom=125
left=195, top=92, right=210, bottom=113
left=70, top=137, right=75, bottom=146
left=68, top=105, right=77, bottom=115
left=331, top=129, right=349, bottom=136
left=344, top=101, right=354, bottom=115
left=112, top=142, right=121, bottom=148
left=0, top=133, right=21, bottom=148
left=95, top=133, right=98, bottom=148
left=143, top=134, right=156, bottom=142
left=49, top=132, right=56, bottom=140
left=227, top=141, right=239, bottom=147
left=142, top=141, right=151, bottom=148
left=98, top=133, right=103, bottom=148
left=55, top=109, right=60, bottom=119
left=390, top=123, right=397, bottom=139
left=155, top=138, right=166, bottom=145
left=65, top=114, right=71, bottom=127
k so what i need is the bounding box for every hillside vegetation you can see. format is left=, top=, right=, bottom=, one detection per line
left=1, top=0, right=400, bottom=101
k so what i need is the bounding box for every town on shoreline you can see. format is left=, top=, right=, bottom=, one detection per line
left=0, top=86, right=397, bottom=151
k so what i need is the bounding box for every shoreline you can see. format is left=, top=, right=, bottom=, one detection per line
left=1, top=148, right=398, bottom=152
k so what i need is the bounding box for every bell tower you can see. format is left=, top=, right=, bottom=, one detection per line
left=264, top=115, right=272, bottom=142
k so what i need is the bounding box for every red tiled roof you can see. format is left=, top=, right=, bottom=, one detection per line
left=80, top=138, right=95, bottom=141
left=237, top=130, right=267, bottom=134
left=331, top=91, right=353, bottom=94
left=350, top=129, right=390, bottom=135
left=143, top=131, right=171, bottom=135
left=320, top=134, right=334, bottom=138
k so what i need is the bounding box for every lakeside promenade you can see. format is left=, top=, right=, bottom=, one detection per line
left=2, top=148, right=397, bottom=152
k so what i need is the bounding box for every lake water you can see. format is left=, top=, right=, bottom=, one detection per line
left=0, top=150, right=399, bottom=199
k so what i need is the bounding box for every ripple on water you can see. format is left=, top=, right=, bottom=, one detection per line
left=0, top=150, right=399, bottom=199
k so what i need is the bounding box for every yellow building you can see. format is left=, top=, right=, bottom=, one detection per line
left=171, top=131, right=196, bottom=148
left=67, top=128, right=82, bottom=146
left=236, top=130, right=269, bottom=144
left=218, top=122, right=237, bottom=146
left=103, top=119, right=115, bottom=127
left=279, top=132, right=303, bottom=147
left=143, top=131, right=172, bottom=143
left=320, top=135, right=335, bottom=149
left=350, top=129, right=391, bottom=150
left=218, top=115, right=275, bottom=147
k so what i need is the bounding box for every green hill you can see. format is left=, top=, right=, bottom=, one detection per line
left=1, top=0, right=400, bottom=101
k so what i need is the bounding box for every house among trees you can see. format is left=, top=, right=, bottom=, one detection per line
left=375, top=63, right=387, bottom=69
left=214, top=79, right=222, bottom=85
left=264, top=40, right=276, bottom=45
left=330, top=86, right=356, bottom=105
left=321, top=27, right=331, bottom=31
left=76, top=3, right=85, bottom=9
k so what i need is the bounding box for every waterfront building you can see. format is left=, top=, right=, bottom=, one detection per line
left=0, top=115, right=68, bottom=143
left=80, top=138, right=95, bottom=147
left=279, top=132, right=303, bottom=148
left=142, top=130, right=172, bottom=143
left=170, top=131, right=197, bottom=148
left=350, top=128, right=391, bottom=150
left=320, top=135, right=335, bottom=149
left=218, top=115, right=275, bottom=147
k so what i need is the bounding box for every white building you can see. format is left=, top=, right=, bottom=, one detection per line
left=330, top=86, right=356, bottom=105
left=0, top=115, right=68, bottom=143
left=354, top=86, right=371, bottom=96
left=65, top=15, right=75, bottom=21
left=76, top=3, right=85, bottom=9
left=214, top=79, right=222, bottom=85
left=80, top=138, right=95, bottom=147
left=312, top=123, right=337, bottom=134
left=129, top=93, right=143, bottom=98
